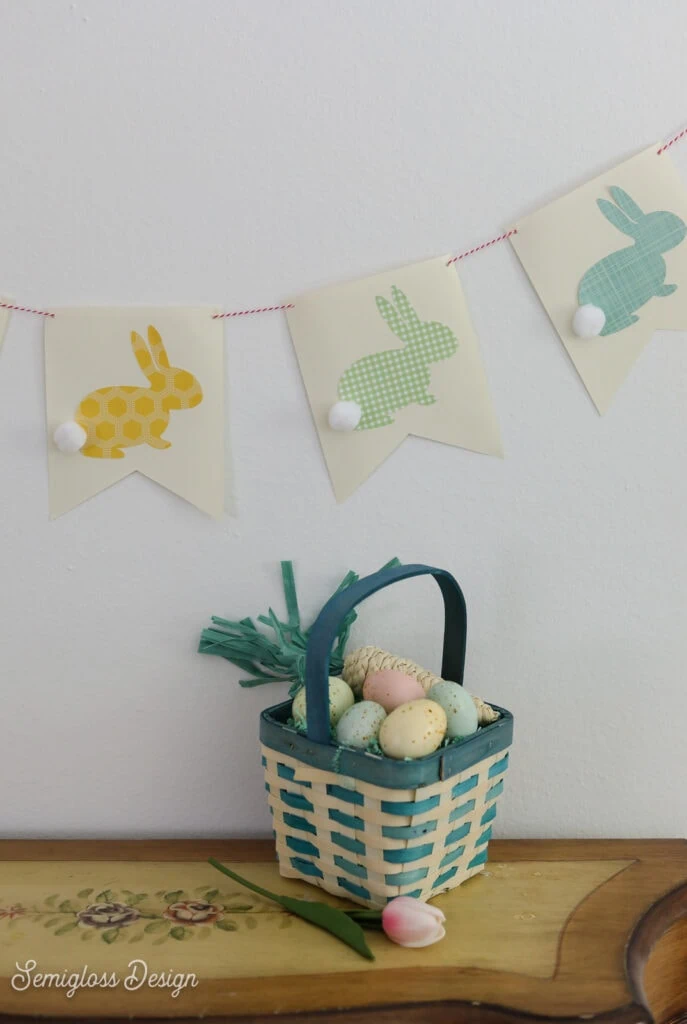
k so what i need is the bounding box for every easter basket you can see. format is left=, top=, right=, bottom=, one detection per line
left=260, top=563, right=513, bottom=909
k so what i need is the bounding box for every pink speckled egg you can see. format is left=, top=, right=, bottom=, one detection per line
left=362, top=669, right=426, bottom=713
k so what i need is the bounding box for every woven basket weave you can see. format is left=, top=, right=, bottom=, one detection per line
left=260, top=563, right=513, bottom=909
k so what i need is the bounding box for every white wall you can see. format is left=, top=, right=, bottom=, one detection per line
left=1, top=0, right=686, bottom=839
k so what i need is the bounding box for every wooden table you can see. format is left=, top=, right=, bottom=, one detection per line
left=0, top=839, right=684, bottom=1023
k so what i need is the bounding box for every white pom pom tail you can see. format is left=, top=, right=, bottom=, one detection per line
left=53, top=421, right=87, bottom=453
left=328, top=400, right=362, bottom=432
left=572, top=304, right=606, bottom=338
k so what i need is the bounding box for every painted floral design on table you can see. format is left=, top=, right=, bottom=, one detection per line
left=76, top=902, right=141, bottom=929
left=0, top=905, right=25, bottom=921
left=0, top=884, right=292, bottom=945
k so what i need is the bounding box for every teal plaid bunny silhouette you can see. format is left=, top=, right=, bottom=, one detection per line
left=577, top=187, right=686, bottom=336
left=337, top=287, right=457, bottom=430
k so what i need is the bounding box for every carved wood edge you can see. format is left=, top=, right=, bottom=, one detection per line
left=0, top=998, right=653, bottom=1024
left=626, top=880, right=687, bottom=1022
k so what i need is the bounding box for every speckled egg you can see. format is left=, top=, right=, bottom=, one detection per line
left=292, top=676, right=354, bottom=730
left=378, top=699, right=447, bottom=760
left=335, top=700, right=387, bottom=749
left=362, top=669, right=426, bottom=713
left=428, top=680, right=479, bottom=739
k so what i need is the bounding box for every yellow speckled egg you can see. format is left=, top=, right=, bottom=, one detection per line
left=362, top=669, right=425, bottom=712
left=292, top=676, right=354, bottom=730
left=379, top=699, right=448, bottom=760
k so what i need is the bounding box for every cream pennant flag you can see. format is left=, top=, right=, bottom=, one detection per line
left=511, top=146, right=687, bottom=413
left=287, top=256, right=502, bottom=501
left=45, top=307, right=225, bottom=518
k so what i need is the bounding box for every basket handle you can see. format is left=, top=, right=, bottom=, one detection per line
left=303, top=563, right=467, bottom=744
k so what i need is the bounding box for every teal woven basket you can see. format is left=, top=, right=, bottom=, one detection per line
left=260, top=563, right=513, bottom=909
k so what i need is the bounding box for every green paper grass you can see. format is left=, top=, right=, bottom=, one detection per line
left=199, top=559, right=399, bottom=695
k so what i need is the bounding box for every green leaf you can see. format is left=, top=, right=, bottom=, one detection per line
left=278, top=897, right=374, bottom=959
left=58, top=900, right=77, bottom=913
left=44, top=917, right=62, bottom=928
left=45, top=895, right=59, bottom=908
left=54, top=921, right=79, bottom=936
left=144, top=920, right=168, bottom=934
left=77, top=888, right=94, bottom=900
left=155, top=890, right=167, bottom=898
left=215, top=918, right=237, bottom=932
left=128, top=932, right=145, bottom=943
left=208, top=859, right=373, bottom=960
left=120, top=890, right=135, bottom=900
left=226, top=903, right=253, bottom=912
left=152, top=934, right=169, bottom=946
left=81, top=929, right=95, bottom=941
left=169, top=926, right=190, bottom=941
left=101, top=929, right=119, bottom=944
left=96, top=890, right=116, bottom=903
left=204, top=888, right=219, bottom=902
left=163, top=890, right=184, bottom=903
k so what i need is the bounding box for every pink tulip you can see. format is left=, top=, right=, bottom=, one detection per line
left=381, top=896, right=446, bottom=948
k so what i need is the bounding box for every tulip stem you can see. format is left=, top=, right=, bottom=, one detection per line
left=346, top=917, right=385, bottom=930
left=208, top=858, right=279, bottom=903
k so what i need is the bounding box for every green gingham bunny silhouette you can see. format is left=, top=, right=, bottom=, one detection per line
left=337, top=287, right=458, bottom=430
left=575, top=186, right=687, bottom=337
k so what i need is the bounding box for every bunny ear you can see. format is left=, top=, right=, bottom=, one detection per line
left=375, top=295, right=405, bottom=338
left=597, top=198, right=636, bottom=237
left=391, top=286, right=419, bottom=325
left=147, top=325, right=170, bottom=368
left=609, top=186, right=643, bottom=221
left=131, top=330, right=156, bottom=379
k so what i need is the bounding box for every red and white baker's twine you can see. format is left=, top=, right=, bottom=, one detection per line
left=0, top=301, right=55, bottom=318
left=0, top=236, right=517, bottom=320
left=3, top=124, right=685, bottom=321
left=211, top=303, right=294, bottom=319
left=657, top=127, right=687, bottom=155
left=446, top=229, right=517, bottom=265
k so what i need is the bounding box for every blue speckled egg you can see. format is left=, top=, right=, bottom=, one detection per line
left=428, top=681, right=478, bottom=739
left=335, top=700, right=387, bottom=749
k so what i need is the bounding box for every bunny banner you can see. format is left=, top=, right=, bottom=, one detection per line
left=45, top=307, right=226, bottom=518
left=287, top=256, right=502, bottom=500
left=3, top=136, right=687, bottom=516
left=512, top=147, right=687, bottom=413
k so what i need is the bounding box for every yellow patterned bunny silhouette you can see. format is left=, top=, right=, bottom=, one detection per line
left=75, top=325, right=203, bottom=459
